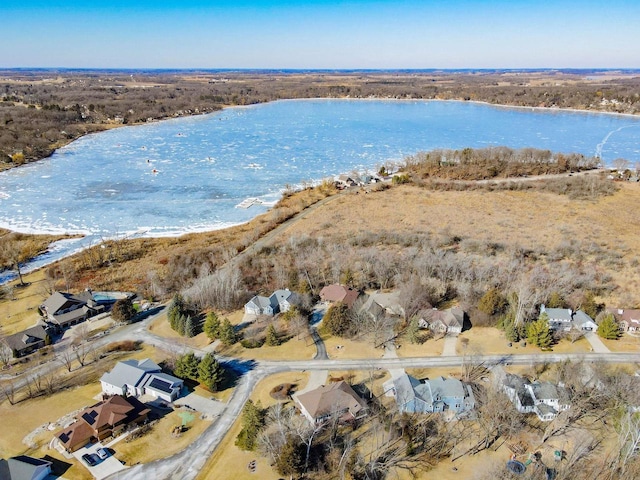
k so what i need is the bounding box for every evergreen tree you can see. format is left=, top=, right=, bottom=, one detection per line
left=598, top=313, right=620, bottom=340
left=275, top=436, right=305, bottom=477
left=478, top=288, right=507, bottom=316
left=581, top=292, right=603, bottom=319
left=323, top=303, right=352, bottom=337
left=185, top=315, right=197, bottom=338
left=265, top=324, right=280, bottom=346
left=168, top=293, right=185, bottom=327
left=219, top=318, right=237, bottom=346
left=204, top=311, right=221, bottom=340
left=198, top=353, right=224, bottom=391
left=546, top=291, right=566, bottom=309
left=527, top=316, right=553, bottom=349
left=406, top=317, right=422, bottom=344
left=235, top=400, right=265, bottom=451
left=174, top=352, right=200, bottom=381
left=176, top=313, right=187, bottom=336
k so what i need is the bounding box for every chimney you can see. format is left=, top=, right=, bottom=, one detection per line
left=618, top=309, right=624, bottom=315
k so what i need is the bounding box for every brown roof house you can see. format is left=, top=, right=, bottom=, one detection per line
left=56, top=395, right=150, bottom=452
left=607, top=308, right=640, bottom=332
left=319, top=284, right=360, bottom=309
left=294, top=381, right=368, bottom=424
left=419, top=307, right=465, bottom=335
left=40, top=291, right=104, bottom=329
left=2, top=325, right=49, bottom=358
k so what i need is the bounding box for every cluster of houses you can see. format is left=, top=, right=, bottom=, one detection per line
left=53, top=358, right=184, bottom=453
left=540, top=305, right=640, bottom=335
left=2, top=290, right=130, bottom=359
left=335, top=173, right=384, bottom=189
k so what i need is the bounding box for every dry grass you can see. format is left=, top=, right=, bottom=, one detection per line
left=322, top=334, right=383, bottom=360
left=115, top=410, right=211, bottom=465
left=602, top=334, right=640, bottom=353
left=1, top=269, right=49, bottom=334
left=147, top=311, right=211, bottom=349
left=396, top=336, right=446, bottom=357
left=456, top=327, right=591, bottom=355
left=278, top=182, right=640, bottom=305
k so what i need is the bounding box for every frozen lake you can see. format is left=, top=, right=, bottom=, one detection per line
left=1, top=99, right=639, bottom=257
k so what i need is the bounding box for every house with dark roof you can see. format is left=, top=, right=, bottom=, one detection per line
left=40, top=291, right=104, bottom=329
left=0, top=455, right=52, bottom=480
left=418, top=307, right=465, bottom=335
left=56, top=395, right=150, bottom=452
left=294, top=381, right=367, bottom=424
left=384, top=373, right=475, bottom=415
left=3, top=325, right=49, bottom=358
left=100, top=359, right=183, bottom=402
left=319, top=284, right=360, bottom=308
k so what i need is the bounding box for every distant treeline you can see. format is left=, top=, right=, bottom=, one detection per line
left=403, top=147, right=601, bottom=180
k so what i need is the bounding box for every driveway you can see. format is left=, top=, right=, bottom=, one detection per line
left=441, top=335, right=458, bottom=356
left=584, top=332, right=610, bottom=353
left=174, top=392, right=226, bottom=419
left=73, top=442, right=126, bottom=479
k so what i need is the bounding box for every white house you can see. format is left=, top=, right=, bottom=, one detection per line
left=497, top=368, right=570, bottom=422
left=0, top=456, right=53, bottom=480
left=100, top=359, right=183, bottom=402
left=418, top=307, right=465, bottom=335
left=540, top=305, right=597, bottom=333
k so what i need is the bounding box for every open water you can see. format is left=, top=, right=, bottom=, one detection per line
left=1, top=99, right=639, bottom=277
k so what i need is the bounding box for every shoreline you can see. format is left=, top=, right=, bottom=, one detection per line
left=2, top=95, right=639, bottom=176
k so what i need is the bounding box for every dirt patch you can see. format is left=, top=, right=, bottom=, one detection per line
left=269, top=383, right=297, bottom=400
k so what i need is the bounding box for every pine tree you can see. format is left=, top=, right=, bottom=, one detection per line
left=219, top=319, right=237, bottom=346
left=527, top=317, right=553, bottom=349
left=176, top=314, right=187, bottom=336
left=406, top=317, right=422, bottom=344
left=174, top=352, right=200, bottom=381
left=198, top=353, right=224, bottom=391
left=235, top=400, right=265, bottom=451
left=204, top=311, right=221, bottom=340
left=265, top=324, right=280, bottom=346
left=185, top=315, right=197, bottom=338
left=598, top=313, right=620, bottom=340
left=478, top=288, right=507, bottom=316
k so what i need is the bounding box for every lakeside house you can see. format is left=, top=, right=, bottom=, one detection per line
left=384, top=372, right=475, bottom=415
left=55, top=395, right=150, bottom=452
left=244, top=289, right=299, bottom=316
left=417, top=307, right=465, bottom=335
left=319, top=284, right=360, bottom=309
left=100, top=359, right=184, bottom=403
left=40, top=290, right=104, bottom=329
left=2, top=325, right=50, bottom=358
left=540, top=305, right=597, bottom=333
left=294, top=381, right=368, bottom=425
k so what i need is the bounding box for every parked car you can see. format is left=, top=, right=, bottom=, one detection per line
left=82, top=453, right=100, bottom=467
left=97, top=448, right=109, bottom=460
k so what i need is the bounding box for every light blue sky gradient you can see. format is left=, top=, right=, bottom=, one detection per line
left=3, top=1, right=639, bottom=68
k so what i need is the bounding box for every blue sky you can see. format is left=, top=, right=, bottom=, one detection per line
left=3, top=1, right=639, bottom=68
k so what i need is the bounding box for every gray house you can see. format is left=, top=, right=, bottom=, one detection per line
left=244, top=289, right=298, bottom=316
left=540, top=305, right=597, bottom=333
left=40, top=290, right=104, bottom=329
left=384, top=373, right=475, bottom=415
left=3, top=325, right=49, bottom=358
left=100, top=359, right=183, bottom=402
left=0, top=456, right=52, bottom=480
left=418, top=307, right=465, bottom=335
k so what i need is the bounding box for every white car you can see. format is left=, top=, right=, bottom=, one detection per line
left=96, top=448, right=109, bottom=460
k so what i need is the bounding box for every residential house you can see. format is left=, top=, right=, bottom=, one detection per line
left=294, top=381, right=368, bottom=424
left=244, top=289, right=299, bottom=316
left=607, top=308, right=640, bottom=332
left=100, top=359, right=183, bottom=402
left=40, top=290, right=104, bottom=329
left=336, top=174, right=358, bottom=188
left=319, top=284, right=360, bottom=308
left=540, top=305, right=597, bottom=333
left=496, top=368, right=570, bottom=422
left=384, top=373, right=475, bottom=415
left=3, top=325, right=49, bottom=358
left=0, top=455, right=53, bottom=480
left=418, top=308, right=465, bottom=335
left=56, top=395, right=150, bottom=452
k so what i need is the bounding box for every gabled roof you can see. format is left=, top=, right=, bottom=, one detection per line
left=5, top=455, right=52, bottom=480
left=270, top=289, right=298, bottom=307
left=246, top=295, right=272, bottom=310
left=423, top=308, right=464, bottom=329
left=541, top=306, right=573, bottom=322
left=572, top=310, right=595, bottom=325
left=100, top=358, right=161, bottom=389
left=296, top=381, right=366, bottom=420
left=4, top=325, right=48, bottom=352
left=41, top=291, right=85, bottom=313
left=319, top=284, right=359, bottom=308
left=607, top=308, right=640, bottom=323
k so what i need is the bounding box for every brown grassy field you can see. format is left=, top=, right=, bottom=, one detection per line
left=1, top=269, right=50, bottom=334
left=276, top=182, right=640, bottom=306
